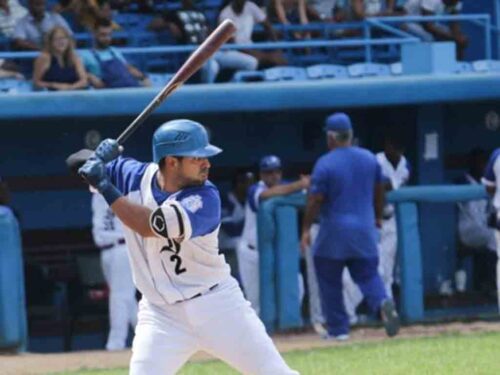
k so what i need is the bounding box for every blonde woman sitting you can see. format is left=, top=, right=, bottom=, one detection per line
left=33, top=26, right=88, bottom=91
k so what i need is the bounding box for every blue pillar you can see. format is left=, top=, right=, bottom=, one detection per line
left=396, top=202, right=424, bottom=322
left=275, top=206, right=303, bottom=329
left=0, top=206, right=27, bottom=352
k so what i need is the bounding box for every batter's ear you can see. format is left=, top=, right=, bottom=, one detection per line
left=66, top=149, right=94, bottom=174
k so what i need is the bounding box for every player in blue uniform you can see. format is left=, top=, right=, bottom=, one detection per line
left=300, top=112, right=400, bottom=340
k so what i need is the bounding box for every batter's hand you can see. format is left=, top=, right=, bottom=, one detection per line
left=94, top=139, right=123, bottom=163
left=300, top=230, right=311, bottom=253
left=78, top=157, right=111, bottom=192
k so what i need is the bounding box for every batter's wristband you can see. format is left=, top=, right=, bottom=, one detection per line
left=100, top=183, right=122, bottom=206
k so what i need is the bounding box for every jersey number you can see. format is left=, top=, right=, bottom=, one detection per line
left=160, top=240, right=186, bottom=275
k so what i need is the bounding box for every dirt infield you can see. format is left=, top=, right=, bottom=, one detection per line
left=2, top=321, right=500, bottom=375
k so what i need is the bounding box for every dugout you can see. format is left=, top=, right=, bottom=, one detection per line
left=0, top=44, right=499, bottom=349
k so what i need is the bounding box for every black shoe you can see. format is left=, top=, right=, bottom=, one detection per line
left=380, top=299, right=400, bottom=337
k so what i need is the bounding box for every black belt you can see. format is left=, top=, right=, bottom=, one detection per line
left=100, top=238, right=125, bottom=251
left=176, top=284, right=218, bottom=304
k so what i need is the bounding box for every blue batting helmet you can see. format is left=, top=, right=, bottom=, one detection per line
left=259, top=155, right=282, bottom=172
left=152, top=119, right=222, bottom=163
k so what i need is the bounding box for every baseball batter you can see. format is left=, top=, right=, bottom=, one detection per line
left=91, top=193, right=137, bottom=351
left=78, top=120, right=298, bottom=375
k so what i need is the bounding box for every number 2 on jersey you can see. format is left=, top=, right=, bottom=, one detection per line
left=160, top=240, right=186, bottom=275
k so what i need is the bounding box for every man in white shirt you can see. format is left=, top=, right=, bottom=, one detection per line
left=13, top=0, right=72, bottom=50
left=403, top=0, right=467, bottom=59
left=0, top=0, right=27, bottom=38
left=219, top=0, right=287, bottom=68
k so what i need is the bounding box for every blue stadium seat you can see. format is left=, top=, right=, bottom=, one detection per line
left=454, top=61, right=473, bottom=74
left=306, top=64, right=348, bottom=80
left=232, top=70, right=265, bottom=83
left=148, top=73, right=174, bottom=88
left=472, top=60, right=500, bottom=73
left=390, top=62, right=402, bottom=76
left=348, top=63, right=391, bottom=78
left=0, top=79, right=32, bottom=94
left=264, top=66, right=308, bottom=82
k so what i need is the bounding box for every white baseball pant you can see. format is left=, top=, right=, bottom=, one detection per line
left=101, top=244, right=138, bottom=351
left=305, top=224, right=325, bottom=325
left=130, top=277, right=298, bottom=375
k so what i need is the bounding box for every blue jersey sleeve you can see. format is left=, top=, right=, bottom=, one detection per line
left=483, top=149, right=500, bottom=184
left=310, top=159, right=328, bottom=195
left=106, top=157, right=149, bottom=195
left=178, top=185, right=221, bottom=238
left=247, top=183, right=266, bottom=212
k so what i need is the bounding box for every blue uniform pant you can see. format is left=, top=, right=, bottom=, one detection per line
left=314, top=256, right=387, bottom=336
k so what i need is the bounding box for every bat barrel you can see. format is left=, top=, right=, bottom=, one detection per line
left=116, top=19, right=236, bottom=145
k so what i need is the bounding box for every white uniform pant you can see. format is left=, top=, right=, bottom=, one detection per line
left=379, top=217, right=397, bottom=299
left=305, top=224, right=325, bottom=324
left=101, top=244, right=138, bottom=351
left=236, top=241, right=304, bottom=316
left=130, top=277, right=298, bottom=375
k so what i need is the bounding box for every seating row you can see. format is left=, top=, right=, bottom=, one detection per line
left=232, top=60, right=500, bottom=82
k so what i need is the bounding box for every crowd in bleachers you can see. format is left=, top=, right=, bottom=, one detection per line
left=0, top=0, right=491, bottom=92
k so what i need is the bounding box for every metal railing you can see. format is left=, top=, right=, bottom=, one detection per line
left=0, top=14, right=496, bottom=66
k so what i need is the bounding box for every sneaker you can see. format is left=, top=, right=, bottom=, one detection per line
left=313, top=323, right=328, bottom=336
left=380, top=299, right=400, bottom=337
left=322, top=333, right=350, bottom=341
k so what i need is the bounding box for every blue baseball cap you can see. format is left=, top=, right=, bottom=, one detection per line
left=259, top=155, right=282, bottom=172
left=324, top=112, right=352, bottom=132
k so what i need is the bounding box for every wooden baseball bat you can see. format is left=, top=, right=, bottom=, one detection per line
left=66, top=19, right=236, bottom=171
left=117, top=19, right=236, bottom=144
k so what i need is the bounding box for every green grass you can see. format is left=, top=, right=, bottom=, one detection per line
left=54, top=332, right=500, bottom=375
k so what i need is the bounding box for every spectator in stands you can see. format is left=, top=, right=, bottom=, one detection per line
left=403, top=0, right=467, bottom=60
left=454, top=148, right=498, bottom=293
left=0, top=0, right=28, bottom=38
left=148, top=0, right=210, bottom=44
left=351, top=0, right=395, bottom=19
left=54, top=0, right=121, bottom=32
left=12, top=0, right=73, bottom=51
left=81, top=18, right=150, bottom=88
left=238, top=155, right=309, bottom=314
left=33, top=26, right=88, bottom=91
left=219, top=170, right=255, bottom=283
left=307, top=0, right=337, bottom=21
left=267, top=0, right=310, bottom=40
left=301, top=112, right=400, bottom=340
left=219, top=0, right=287, bottom=68
left=482, top=148, right=500, bottom=312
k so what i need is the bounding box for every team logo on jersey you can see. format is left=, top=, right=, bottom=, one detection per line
left=181, top=194, right=203, bottom=213
left=151, top=209, right=169, bottom=238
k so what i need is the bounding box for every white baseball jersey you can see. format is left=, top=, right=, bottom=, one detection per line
left=106, top=157, right=230, bottom=305
left=376, top=152, right=410, bottom=218
left=240, top=180, right=268, bottom=248
left=91, top=193, right=125, bottom=248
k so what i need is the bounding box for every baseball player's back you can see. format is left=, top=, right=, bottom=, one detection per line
left=312, top=146, right=381, bottom=259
